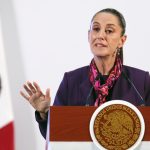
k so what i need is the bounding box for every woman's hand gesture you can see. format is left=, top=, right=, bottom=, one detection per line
left=20, top=81, right=50, bottom=120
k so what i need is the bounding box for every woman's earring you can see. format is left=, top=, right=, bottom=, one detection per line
left=117, top=48, right=120, bottom=55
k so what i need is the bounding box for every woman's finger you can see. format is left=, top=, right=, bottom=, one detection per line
left=27, top=81, right=36, bottom=93
left=20, top=90, right=30, bottom=100
left=45, top=88, right=50, bottom=101
left=33, top=82, right=44, bottom=95
left=23, top=84, right=33, bottom=96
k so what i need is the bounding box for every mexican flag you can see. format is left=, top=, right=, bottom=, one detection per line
left=0, top=19, right=14, bottom=150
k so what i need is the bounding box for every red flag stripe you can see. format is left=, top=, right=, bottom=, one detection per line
left=0, top=122, right=14, bottom=150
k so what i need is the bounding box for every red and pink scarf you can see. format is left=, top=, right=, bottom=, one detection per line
left=89, top=58, right=122, bottom=106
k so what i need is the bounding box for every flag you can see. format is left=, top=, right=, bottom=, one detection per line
left=0, top=19, right=15, bottom=150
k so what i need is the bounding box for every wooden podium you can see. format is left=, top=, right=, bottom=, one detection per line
left=49, top=106, right=150, bottom=150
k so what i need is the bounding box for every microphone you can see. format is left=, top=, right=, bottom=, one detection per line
left=85, top=74, right=100, bottom=106
left=85, top=86, right=94, bottom=106
left=122, top=71, right=145, bottom=106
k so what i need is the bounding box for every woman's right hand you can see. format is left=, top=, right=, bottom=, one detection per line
left=20, top=81, right=51, bottom=120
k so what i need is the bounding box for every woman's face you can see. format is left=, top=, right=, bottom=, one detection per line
left=88, top=12, right=126, bottom=59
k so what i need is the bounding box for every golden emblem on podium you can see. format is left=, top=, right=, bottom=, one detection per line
left=90, top=100, right=145, bottom=150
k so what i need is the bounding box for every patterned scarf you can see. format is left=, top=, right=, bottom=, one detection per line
left=89, top=57, right=122, bottom=106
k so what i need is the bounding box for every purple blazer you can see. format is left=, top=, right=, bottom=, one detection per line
left=35, top=65, right=150, bottom=138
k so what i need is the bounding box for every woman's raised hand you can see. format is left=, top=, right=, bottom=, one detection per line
left=20, top=81, right=51, bottom=119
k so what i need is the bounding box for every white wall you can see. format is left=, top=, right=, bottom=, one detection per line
left=0, top=0, right=150, bottom=150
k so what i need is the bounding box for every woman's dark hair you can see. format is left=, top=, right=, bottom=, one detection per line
left=91, top=8, right=126, bottom=63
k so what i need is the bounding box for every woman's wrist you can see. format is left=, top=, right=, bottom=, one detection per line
left=38, top=111, right=47, bottom=120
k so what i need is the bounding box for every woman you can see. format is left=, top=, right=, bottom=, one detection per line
left=20, top=8, right=150, bottom=139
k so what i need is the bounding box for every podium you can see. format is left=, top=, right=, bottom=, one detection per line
left=48, top=106, right=150, bottom=150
